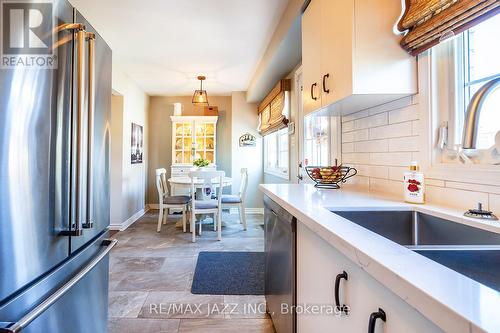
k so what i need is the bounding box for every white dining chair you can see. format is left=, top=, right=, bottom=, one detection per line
left=221, top=168, right=248, bottom=230
left=155, top=168, right=190, bottom=233
left=188, top=170, right=224, bottom=243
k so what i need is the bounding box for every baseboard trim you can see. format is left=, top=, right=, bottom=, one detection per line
left=148, top=203, right=159, bottom=209
left=229, top=207, right=264, bottom=215
left=109, top=206, right=149, bottom=231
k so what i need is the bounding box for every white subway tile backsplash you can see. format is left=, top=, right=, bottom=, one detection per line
left=342, top=121, right=354, bottom=132
left=353, top=129, right=369, bottom=142
left=445, top=181, right=500, bottom=195
left=370, top=178, right=403, bottom=197
left=340, top=100, right=499, bottom=213
left=370, top=152, right=412, bottom=166
left=354, top=139, right=388, bottom=153
left=343, top=175, right=370, bottom=191
left=342, top=143, right=354, bottom=153
left=354, top=113, right=387, bottom=130
left=388, top=166, right=407, bottom=181
left=489, top=194, right=500, bottom=216
left=355, top=164, right=389, bottom=179
left=342, top=132, right=354, bottom=143
left=342, top=153, right=370, bottom=164
left=342, top=110, right=370, bottom=123
left=388, top=105, right=419, bottom=124
left=368, top=96, right=413, bottom=116
left=425, top=186, right=489, bottom=211
left=369, top=122, right=412, bottom=140
left=426, top=178, right=446, bottom=187
left=389, top=136, right=419, bottom=152
left=411, top=120, right=419, bottom=135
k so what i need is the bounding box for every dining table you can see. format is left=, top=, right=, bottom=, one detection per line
left=168, top=176, right=233, bottom=197
left=168, top=176, right=233, bottom=228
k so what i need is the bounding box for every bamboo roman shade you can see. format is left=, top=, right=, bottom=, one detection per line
left=398, top=0, right=500, bottom=55
left=258, top=79, right=291, bottom=136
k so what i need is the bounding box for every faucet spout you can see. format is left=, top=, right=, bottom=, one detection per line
left=462, top=77, right=500, bottom=149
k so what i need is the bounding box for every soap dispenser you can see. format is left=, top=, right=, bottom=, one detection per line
left=404, top=162, right=425, bottom=204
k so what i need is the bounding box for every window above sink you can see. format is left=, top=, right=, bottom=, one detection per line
left=432, top=14, right=500, bottom=162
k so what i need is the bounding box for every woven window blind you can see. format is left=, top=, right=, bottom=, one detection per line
left=257, top=79, right=291, bottom=136
left=398, top=0, right=500, bottom=55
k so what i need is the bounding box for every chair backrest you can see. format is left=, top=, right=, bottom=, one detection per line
left=155, top=168, right=168, bottom=203
left=239, top=168, right=249, bottom=202
left=188, top=170, right=225, bottom=210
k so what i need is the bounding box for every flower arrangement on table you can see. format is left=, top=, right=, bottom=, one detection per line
left=193, top=158, right=210, bottom=168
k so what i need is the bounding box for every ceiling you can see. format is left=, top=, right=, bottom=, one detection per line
left=70, top=0, right=289, bottom=96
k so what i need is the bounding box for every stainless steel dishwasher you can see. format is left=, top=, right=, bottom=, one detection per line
left=264, top=195, right=297, bottom=333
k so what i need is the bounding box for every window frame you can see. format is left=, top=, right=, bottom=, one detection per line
left=431, top=20, right=500, bottom=163
left=422, top=28, right=500, bottom=186
left=264, top=128, right=290, bottom=180
left=303, top=115, right=332, bottom=167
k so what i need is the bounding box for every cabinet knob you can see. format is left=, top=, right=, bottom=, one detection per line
left=368, top=308, right=386, bottom=333
left=323, top=73, right=330, bottom=94
left=311, top=83, right=318, bottom=100
left=334, top=271, right=349, bottom=314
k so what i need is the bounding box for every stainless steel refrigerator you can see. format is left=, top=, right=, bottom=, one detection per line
left=0, top=0, right=114, bottom=332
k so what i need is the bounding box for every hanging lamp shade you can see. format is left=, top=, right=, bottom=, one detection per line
left=192, top=76, right=209, bottom=106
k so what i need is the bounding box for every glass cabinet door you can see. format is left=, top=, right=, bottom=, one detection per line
left=173, top=119, right=216, bottom=165
left=174, top=121, right=194, bottom=164
left=193, top=122, right=216, bottom=164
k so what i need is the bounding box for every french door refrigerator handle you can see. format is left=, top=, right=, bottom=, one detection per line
left=83, top=32, right=95, bottom=229
left=60, top=23, right=86, bottom=236
left=0, top=239, right=117, bottom=333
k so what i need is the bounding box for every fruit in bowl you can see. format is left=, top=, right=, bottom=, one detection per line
left=308, top=165, right=345, bottom=183
left=311, top=167, right=322, bottom=179
left=319, top=166, right=342, bottom=182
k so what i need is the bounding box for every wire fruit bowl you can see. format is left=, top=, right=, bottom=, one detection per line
left=305, top=166, right=357, bottom=189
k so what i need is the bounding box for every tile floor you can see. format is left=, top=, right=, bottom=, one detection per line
left=108, top=210, right=275, bottom=333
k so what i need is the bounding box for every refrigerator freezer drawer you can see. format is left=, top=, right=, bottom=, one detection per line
left=0, top=232, right=115, bottom=333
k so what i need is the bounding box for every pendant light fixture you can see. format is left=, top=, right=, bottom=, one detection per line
left=192, top=75, right=209, bottom=106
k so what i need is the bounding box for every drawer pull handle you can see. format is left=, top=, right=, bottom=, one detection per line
left=368, top=308, right=386, bottom=333
left=323, top=73, right=330, bottom=93
left=311, top=83, right=318, bottom=100
left=334, top=271, right=349, bottom=314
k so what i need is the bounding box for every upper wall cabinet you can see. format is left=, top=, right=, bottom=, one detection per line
left=302, top=0, right=417, bottom=116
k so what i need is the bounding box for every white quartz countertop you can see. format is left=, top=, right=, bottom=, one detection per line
left=259, top=184, right=500, bottom=333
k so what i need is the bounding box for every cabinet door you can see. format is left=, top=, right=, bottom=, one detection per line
left=320, top=0, right=354, bottom=107
left=297, top=223, right=443, bottom=333
left=297, top=222, right=348, bottom=332
left=302, top=0, right=322, bottom=115
left=193, top=121, right=216, bottom=163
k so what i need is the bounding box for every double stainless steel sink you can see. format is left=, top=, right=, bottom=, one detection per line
left=331, top=210, right=500, bottom=292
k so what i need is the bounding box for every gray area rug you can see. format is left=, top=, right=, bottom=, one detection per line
left=191, top=251, right=265, bottom=295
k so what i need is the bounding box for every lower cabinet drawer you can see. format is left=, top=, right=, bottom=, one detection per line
left=297, top=222, right=443, bottom=333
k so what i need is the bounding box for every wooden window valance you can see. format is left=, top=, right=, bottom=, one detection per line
left=398, top=0, right=500, bottom=56
left=258, top=79, right=291, bottom=136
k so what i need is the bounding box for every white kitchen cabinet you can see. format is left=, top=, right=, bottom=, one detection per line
left=301, top=0, right=417, bottom=116
left=301, top=0, right=322, bottom=115
left=170, top=116, right=217, bottom=166
left=297, top=222, right=443, bottom=333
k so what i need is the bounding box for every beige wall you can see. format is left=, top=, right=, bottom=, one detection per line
left=147, top=96, right=232, bottom=204
left=231, top=92, right=264, bottom=209
left=111, top=66, right=149, bottom=228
